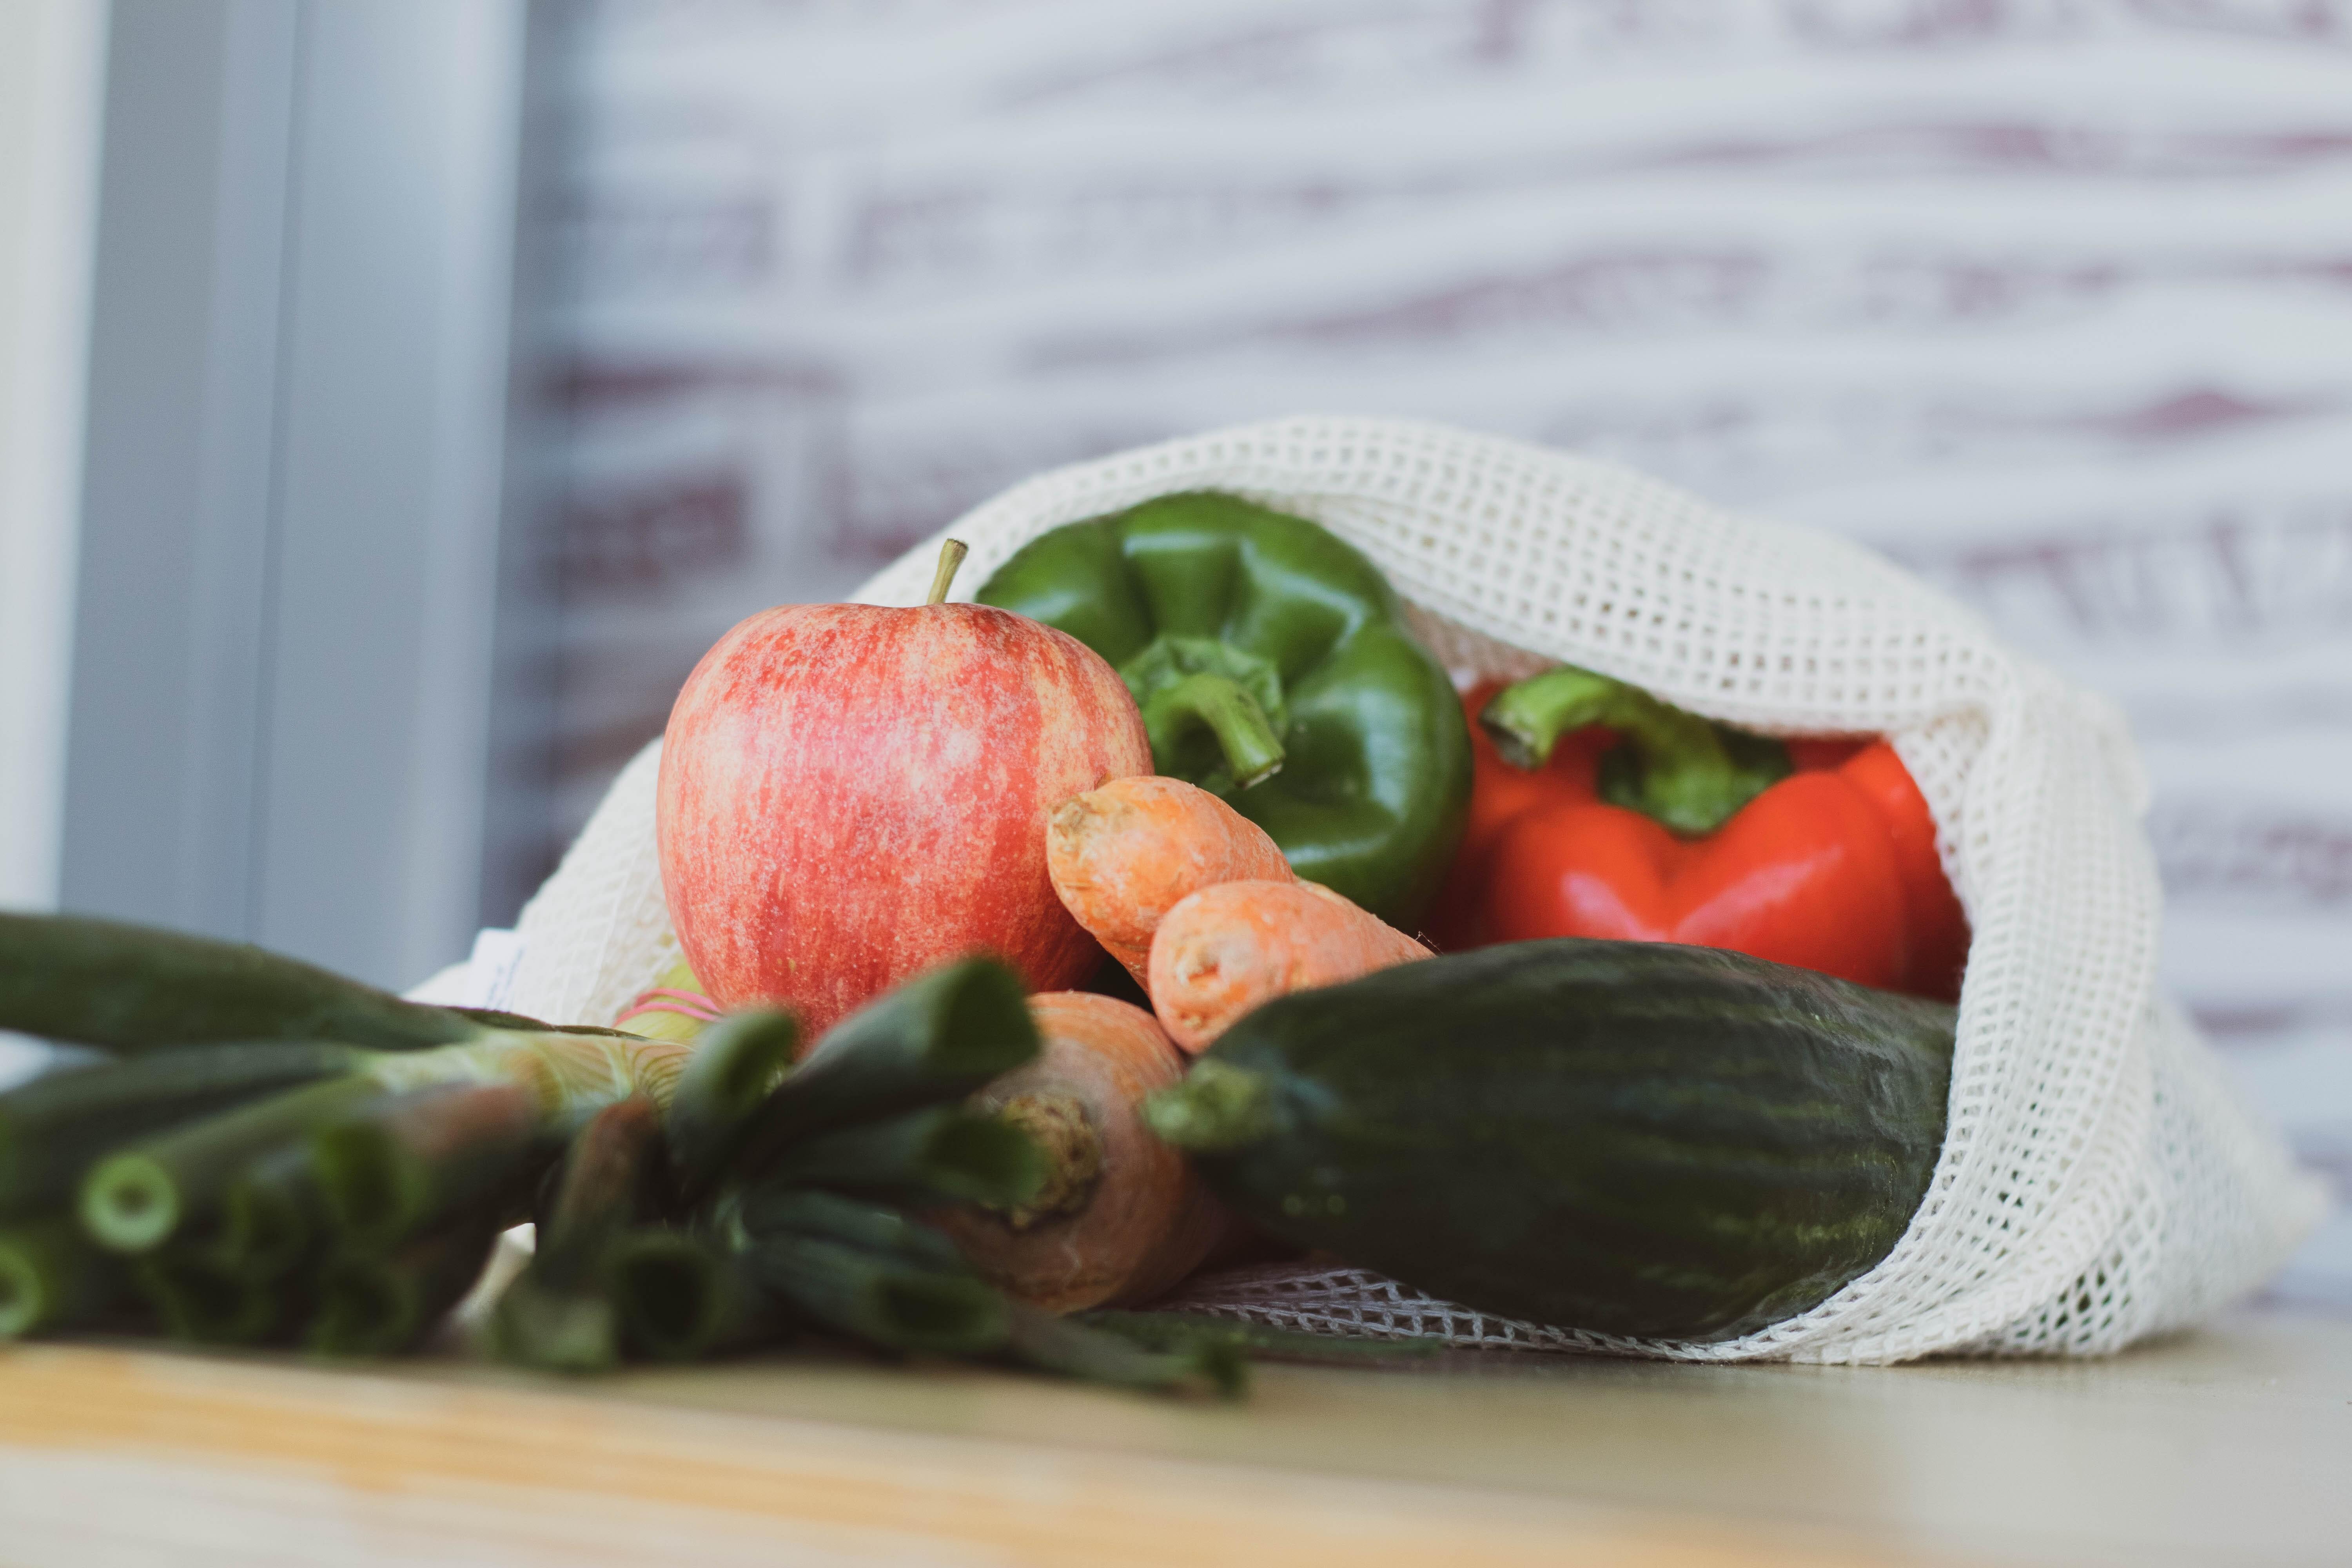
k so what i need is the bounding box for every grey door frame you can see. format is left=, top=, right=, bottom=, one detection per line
left=61, top=0, right=531, bottom=991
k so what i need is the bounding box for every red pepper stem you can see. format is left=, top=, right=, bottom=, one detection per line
left=1142, top=673, right=1286, bottom=789
left=1481, top=666, right=1787, bottom=837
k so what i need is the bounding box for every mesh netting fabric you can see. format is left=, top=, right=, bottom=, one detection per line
left=506, top=415, right=2322, bottom=1364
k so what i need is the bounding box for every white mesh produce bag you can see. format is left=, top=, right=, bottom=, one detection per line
left=502, top=415, right=2323, bottom=1364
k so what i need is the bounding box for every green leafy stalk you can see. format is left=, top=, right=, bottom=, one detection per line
left=491, top=1097, right=664, bottom=1373
left=0, top=1042, right=368, bottom=1220
left=756, top=1106, right=1045, bottom=1209
left=136, top=1253, right=291, bottom=1345
left=0, top=1218, right=124, bottom=1340
left=1005, top=1303, right=1248, bottom=1396
left=730, top=958, right=1037, bottom=1172
left=78, top=1029, right=687, bottom=1258
left=312, top=1080, right=541, bottom=1253
left=490, top=1268, right=620, bottom=1374
left=664, top=1008, right=798, bottom=1203
left=727, top=1186, right=970, bottom=1273
left=1081, top=1309, right=1444, bottom=1366
left=607, top=1229, right=763, bottom=1362
left=535, top=1097, right=664, bottom=1277
left=170, top=1145, right=318, bottom=1281
left=81, top=1076, right=387, bottom=1254
left=0, top=912, right=481, bottom=1054
left=310, top=1220, right=500, bottom=1357
left=737, top=1232, right=1007, bottom=1356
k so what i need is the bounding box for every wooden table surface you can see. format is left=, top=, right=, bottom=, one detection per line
left=0, top=1308, right=2345, bottom=1568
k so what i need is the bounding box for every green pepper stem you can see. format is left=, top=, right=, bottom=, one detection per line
left=1480, top=666, right=1789, bottom=837
left=1143, top=673, right=1285, bottom=789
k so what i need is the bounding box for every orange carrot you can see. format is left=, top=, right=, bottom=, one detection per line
left=1148, top=880, right=1432, bottom=1054
left=1046, top=776, right=1292, bottom=983
left=927, top=992, right=1223, bottom=1312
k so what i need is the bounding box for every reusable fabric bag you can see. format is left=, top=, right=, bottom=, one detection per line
left=492, top=416, right=2323, bottom=1363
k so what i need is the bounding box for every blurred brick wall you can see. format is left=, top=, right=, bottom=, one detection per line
left=506, top=0, right=2352, bottom=1301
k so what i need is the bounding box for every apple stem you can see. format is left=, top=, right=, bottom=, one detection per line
left=926, top=539, right=970, bottom=606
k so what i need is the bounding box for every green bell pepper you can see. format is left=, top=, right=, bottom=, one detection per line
left=976, top=492, right=1471, bottom=927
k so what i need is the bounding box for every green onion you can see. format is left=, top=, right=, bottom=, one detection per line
left=78, top=1027, right=688, bottom=1258
left=311, top=1080, right=540, bottom=1253
left=1079, top=1309, right=1443, bottom=1366
left=489, top=1098, right=664, bottom=1374
left=135, top=1252, right=290, bottom=1345
left=80, top=1076, right=385, bottom=1253
left=664, top=1008, right=797, bottom=1203
left=309, top=1220, right=499, bottom=1357
left=535, top=1097, right=662, bottom=1274
left=0, top=1218, right=123, bottom=1340
left=731, top=958, right=1036, bottom=1173
left=607, top=1229, right=762, bottom=1362
left=737, top=1231, right=1006, bottom=1356
left=755, top=1106, right=1044, bottom=1209
left=729, top=1186, right=971, bottom=1274
left=490, top=1270, right=619, bottom=1373
left=171, top=1144, right=318, bottom=1281
left=1005, top=1303, right=1247, bottom=1396
left=0, top=912, right=479, bottom=1054
left=0, top=1042, right=367, bottom=1220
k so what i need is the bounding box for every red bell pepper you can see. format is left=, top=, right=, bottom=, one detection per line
left=1424, top=668, right=1967, bottom=1001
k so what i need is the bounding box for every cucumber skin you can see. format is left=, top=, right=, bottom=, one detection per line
left=1189, top=940, right=1956, bottom=1342
left=0, top=914, right=477, bottom=1054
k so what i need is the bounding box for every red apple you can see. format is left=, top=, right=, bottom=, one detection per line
left=655, top=555, right=1152, bottom=1041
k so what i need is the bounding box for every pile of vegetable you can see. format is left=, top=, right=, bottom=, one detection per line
left=2, top=489, right=1970, bottom=1379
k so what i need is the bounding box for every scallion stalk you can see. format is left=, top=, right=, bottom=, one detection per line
left=726, top=1186, right=968, bottom=1273
left=489, top=1097, right=664, bottom=1373
left=755, top=1106, right=1044, bottom=1209
left=1079, top=1309, right=1442, bottom=1367
left=0, top=1042, right=367, bottom=1220
left=729, top=959, right=1036, bottom=1173
left=664, top=1008, right=797, bottom=1203
left=0, top=1218, right=123, bottom=1340
left=77, top=1029, right=688, bottom=1257
left=172, top=1144, right=318, bottom=1281
left=309, top=1220, right=499, bottom=1356
left=0, top=912, right=479, bottom=1054
left=81, top=1077, right=386, bottom=1253
left=1004, top=1302, right=1247, bottom=1395
left=310, top=1080, right=540, bottom=1253
left=606, top=1229, right=762, bottom=1362
left=135, top=1252, right=290, bottom=1345
left=737, top=1231, right=1006, bottom=1356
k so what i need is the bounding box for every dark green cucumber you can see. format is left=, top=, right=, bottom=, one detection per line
left=1146, top=940, right=1955, bottom=1342
left=0, top=912, right=479, bottom=1054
